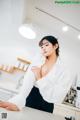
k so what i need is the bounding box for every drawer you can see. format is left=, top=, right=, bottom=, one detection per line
left=75, top=111, right=80, bottom=120
left=0, top=88, right=17, bottom=101
left=54, top=105, right=76, bottom=118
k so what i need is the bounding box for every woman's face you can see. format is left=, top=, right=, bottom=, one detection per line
left=40, top=39, right=58, bottom=57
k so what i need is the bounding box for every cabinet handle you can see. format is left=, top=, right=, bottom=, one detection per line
left=65, top=116, right=75, bottom=120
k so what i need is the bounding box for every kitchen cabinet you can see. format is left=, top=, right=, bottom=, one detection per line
left=54, top=103, right=80, bottom=120
left=75, top=111, right=80, bottom=120
left=0, top=87, right=17, bottom=101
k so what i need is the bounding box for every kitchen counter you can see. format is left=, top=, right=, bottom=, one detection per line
left=55, top=103, right=80, bottom=112
left=0, top=107, right=65, bottom=120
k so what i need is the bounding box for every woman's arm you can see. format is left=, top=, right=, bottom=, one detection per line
left=0, top=66, right=36, bottom=111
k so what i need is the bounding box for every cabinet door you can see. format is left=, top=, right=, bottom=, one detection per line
left=54, top=105, right=76, bottom=119
left=0, top=88, right=16, bottom=101
left=76, top=111, right=80, bottom=120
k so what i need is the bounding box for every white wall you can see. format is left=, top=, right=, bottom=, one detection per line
left=0, top=0, right=39, bottom=84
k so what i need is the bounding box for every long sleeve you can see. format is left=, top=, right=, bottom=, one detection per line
left=8, top=65, right=36, bottom=110
left=36, top=64, right=73, bottom=104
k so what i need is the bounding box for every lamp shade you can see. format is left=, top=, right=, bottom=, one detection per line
left=19, top=24, right=36, bottom=39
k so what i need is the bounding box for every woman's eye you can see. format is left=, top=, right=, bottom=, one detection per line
left=41, top=46, right=43, bottom=48
left=41, top=44, right=49, bottom=48
left=46, top=44, right=48, bottom=46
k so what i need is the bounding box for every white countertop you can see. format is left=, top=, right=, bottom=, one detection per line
left=0, top=107, right=65, bottom=120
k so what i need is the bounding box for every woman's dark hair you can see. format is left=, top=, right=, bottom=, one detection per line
left=39, top=36, right=59, bottom=56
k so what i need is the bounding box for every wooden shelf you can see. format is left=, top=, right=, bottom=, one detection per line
left=17, top=57, right=31, bottom=64
left=0, top=65, right=14, bottom=73
left=0, top=65, right=28, bottom=73
left=14, top=58, right=30, bottom=72
left=13, top=66, right=28, bottom=72
left=0, top=57, right=31, bottom=74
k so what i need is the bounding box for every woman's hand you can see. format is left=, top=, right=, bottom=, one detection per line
left=31, top=66, right=41, bottom=80
left=0, top=101, right=20, bottom=111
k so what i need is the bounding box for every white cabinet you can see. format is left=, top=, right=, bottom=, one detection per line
left=0, top=88, right=17, bottom=101
left=75, top=111, right=80, bottom=120
left=53, top=104, right=80, bottom=120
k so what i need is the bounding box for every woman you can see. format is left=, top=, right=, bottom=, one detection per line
left=0, top=36, right=72, bottom=113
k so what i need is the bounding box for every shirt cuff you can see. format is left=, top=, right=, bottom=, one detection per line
left=8, top=94, right=25, bottom=110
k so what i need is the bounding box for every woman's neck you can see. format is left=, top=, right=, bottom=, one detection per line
left=46, top=54, right=58, bottom=64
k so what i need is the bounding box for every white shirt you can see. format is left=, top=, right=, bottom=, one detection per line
left=8, top=57, right=73, bottom=110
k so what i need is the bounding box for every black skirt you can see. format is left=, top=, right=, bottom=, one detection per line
left=25, top=86, right=54, bottom=113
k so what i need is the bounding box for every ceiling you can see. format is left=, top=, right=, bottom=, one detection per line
left=23, top=0, right=80, bottom=58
